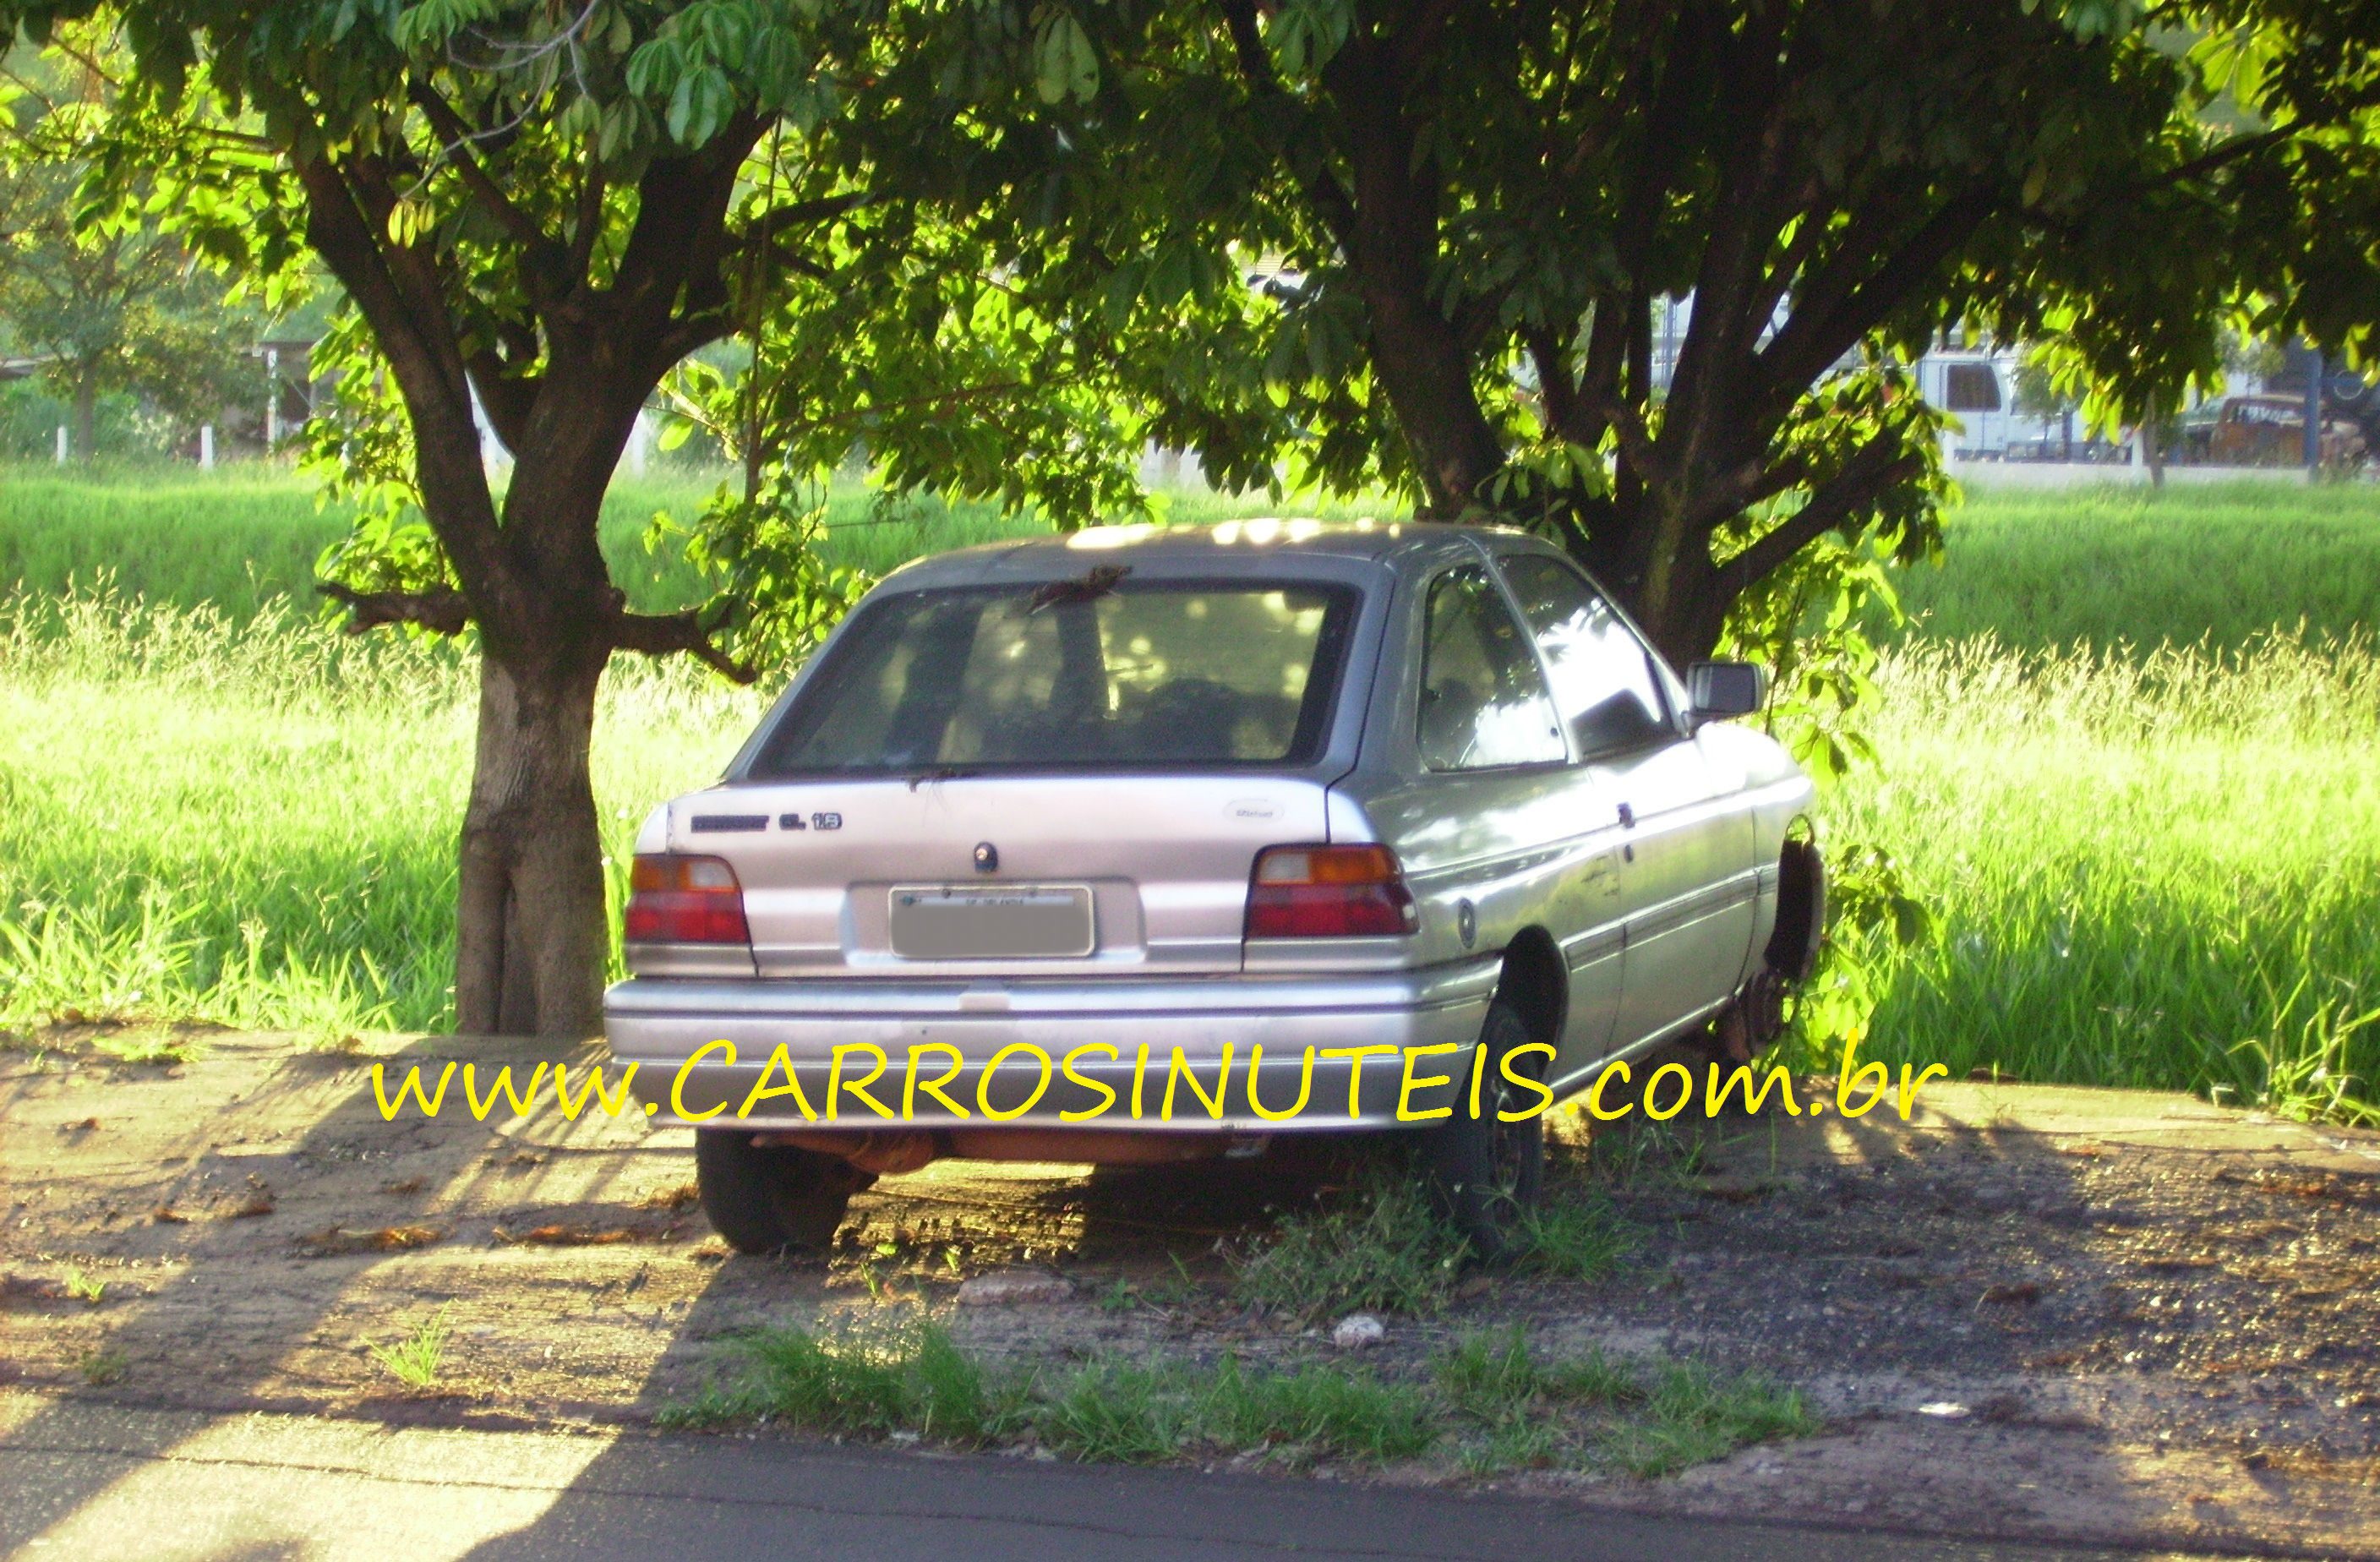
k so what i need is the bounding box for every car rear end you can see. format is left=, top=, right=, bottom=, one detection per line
left=603, top=527, right=1498, bottom=1161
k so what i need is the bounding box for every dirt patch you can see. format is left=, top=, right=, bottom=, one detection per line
left=3, top=1030, right=2375, bottom=1554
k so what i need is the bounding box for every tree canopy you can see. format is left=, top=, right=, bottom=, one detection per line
left=918, top=0, right=2380, bottom=658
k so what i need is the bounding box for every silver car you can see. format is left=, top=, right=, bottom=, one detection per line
left=605, top=520, right=1823, bottom=1254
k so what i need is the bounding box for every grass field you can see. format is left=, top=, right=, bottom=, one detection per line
left=0, top=464, right=2372, bottom=1117
left=1885, top=479, right=2380, bottom=652
left=0, top=462, right=1390, bottom=619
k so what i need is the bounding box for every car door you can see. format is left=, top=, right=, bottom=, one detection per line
left=1484, top=554, right=1640, bottom=1082
left=1493, top=552, right=1755, bottom=1058
left=1367, top=561, right=1593, bottom=1041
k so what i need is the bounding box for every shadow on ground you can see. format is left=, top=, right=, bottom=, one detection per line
left=3, top=1029, right=2377, bottom=1557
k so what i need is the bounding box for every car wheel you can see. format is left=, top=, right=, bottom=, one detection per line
left=1424, top=1000, right=1544, bottom=1263
left=694, top=1130, right=871, bottom=1254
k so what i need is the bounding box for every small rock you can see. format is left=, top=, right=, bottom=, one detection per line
left=1331, top=1313, right=1386, bottom=1349
left=956, top=1270, right=1076, bottom=1306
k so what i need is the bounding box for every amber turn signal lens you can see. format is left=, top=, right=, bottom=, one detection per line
left=624, top=854, right=751, bottom=945
left=1245, top=844, right=1419, bottom=938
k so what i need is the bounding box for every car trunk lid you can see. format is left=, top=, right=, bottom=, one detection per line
left=667, top=776, right=1330, bottom=976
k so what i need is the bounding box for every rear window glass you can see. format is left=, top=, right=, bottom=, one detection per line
left=751, top=578, right=1359, bottom=775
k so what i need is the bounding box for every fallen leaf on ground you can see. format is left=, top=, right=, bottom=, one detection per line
left=298, top=1225, right=444, bottom=1256
left=496, top=1224, right=638, bottom=1247
left=1979, top=1281, right=2043, bottom=1305
left=227, top=1193, right=276, bottom=1218
left=639, top=1182, right=700, bottom=1211
left=150, top=1206, right=188, bottom=1224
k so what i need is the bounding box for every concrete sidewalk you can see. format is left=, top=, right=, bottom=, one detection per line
left=1, top=1395, right=2164, bottom=1562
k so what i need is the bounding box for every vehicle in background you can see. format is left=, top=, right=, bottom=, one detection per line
left=1914, top=349, right=2025, bottom=459
left=2176, top=395, right=2370, bottom=468
left=604, top=522, right=1825, bottom=1258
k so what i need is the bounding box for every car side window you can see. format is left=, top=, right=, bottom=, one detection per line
left=1417, top=565, right=1567, bottom=770
left=1496, top=554, right=1674, bottom=758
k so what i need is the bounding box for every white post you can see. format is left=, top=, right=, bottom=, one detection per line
left=199, top=424, right=215, bottom=470
left=627, top=409, right=650, bottom=475
left=265, top=347, right=280, bottom=448
left=55, top=424, right=68, bottom=464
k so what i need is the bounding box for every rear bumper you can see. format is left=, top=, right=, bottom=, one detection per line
left=603, top=959, right=1501, bottom=1133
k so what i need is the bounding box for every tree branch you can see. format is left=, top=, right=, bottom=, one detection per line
left=1215, top=0, right=1362, bottom=249
left=292, top=151, right=509, bottom=599
left=465, top=343, right=538, bottom=454
left=1717, top=423, right=1924, bottom=596
left=567, top=139, right=607, bottom=278
left=1756, top=186, right=1996, bottom=404
left=318, top=582, right=473, bottom=636
left=407, top=81, right=569, bottom=297
left=1526, top=325, right=1597, bottom=447
left=723, top=191, right=874, bottom=262
left=610, top=606, right=757, bottom=684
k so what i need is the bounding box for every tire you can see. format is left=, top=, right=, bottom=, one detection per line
left=1700, top=838, right=1826, bottom=1068
left=694, top=1130, right=871, bottom=1254
left=1424, top=1000, right=1545, bottom=1262
left=1764, top=837, right=1827, bottom=985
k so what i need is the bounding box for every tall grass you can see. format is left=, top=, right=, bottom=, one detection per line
left=1, top=470, right=2374, bottom=1117
left=0, top=585, right=767, bottom=1033
left=1827, top=629, right=2380, bottom=1111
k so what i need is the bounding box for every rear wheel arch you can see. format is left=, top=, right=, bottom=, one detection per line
left=1491, top=927, right=1567, bottom=1053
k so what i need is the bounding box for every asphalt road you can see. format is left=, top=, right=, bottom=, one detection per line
left=2, top=1397, right=2193, bottom=1562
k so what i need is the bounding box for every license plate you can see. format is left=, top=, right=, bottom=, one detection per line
left=888, top=885, right=1095, bottom=959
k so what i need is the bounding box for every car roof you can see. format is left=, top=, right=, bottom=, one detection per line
left=880, top=517, right=1545, bottom=588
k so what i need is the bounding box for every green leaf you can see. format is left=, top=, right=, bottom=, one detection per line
left=1034, top=12, right=1098, bottom=105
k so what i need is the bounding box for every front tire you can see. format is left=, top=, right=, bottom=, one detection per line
left=1425, top=1000, right=1545, bottom=1262
left=694, top=1131, right=871, bottom=1254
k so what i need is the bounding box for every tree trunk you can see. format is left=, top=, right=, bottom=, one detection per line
left=1363, top=285, right=1505, bottom=515
left=72, top=369, right=97, bottom=463
left=453, top=642, right=612, bottom=1037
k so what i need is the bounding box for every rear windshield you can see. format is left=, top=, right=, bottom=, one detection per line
left=751, top=577, right=1360, bottom=776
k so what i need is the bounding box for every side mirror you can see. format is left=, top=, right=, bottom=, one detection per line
left=1686, top=661, right=1767, bottom=723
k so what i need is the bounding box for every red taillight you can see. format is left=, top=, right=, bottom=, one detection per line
left=624, top=854, right=751, bottom=945
left=1245, top=844, right=1419, bottom=939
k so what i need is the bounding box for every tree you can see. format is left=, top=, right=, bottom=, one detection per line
left=0, top=46, right=255, bottom=456
left=2, top=1, right=1147, bottom=1035
left=969, top=0, right=2380, bottom=663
